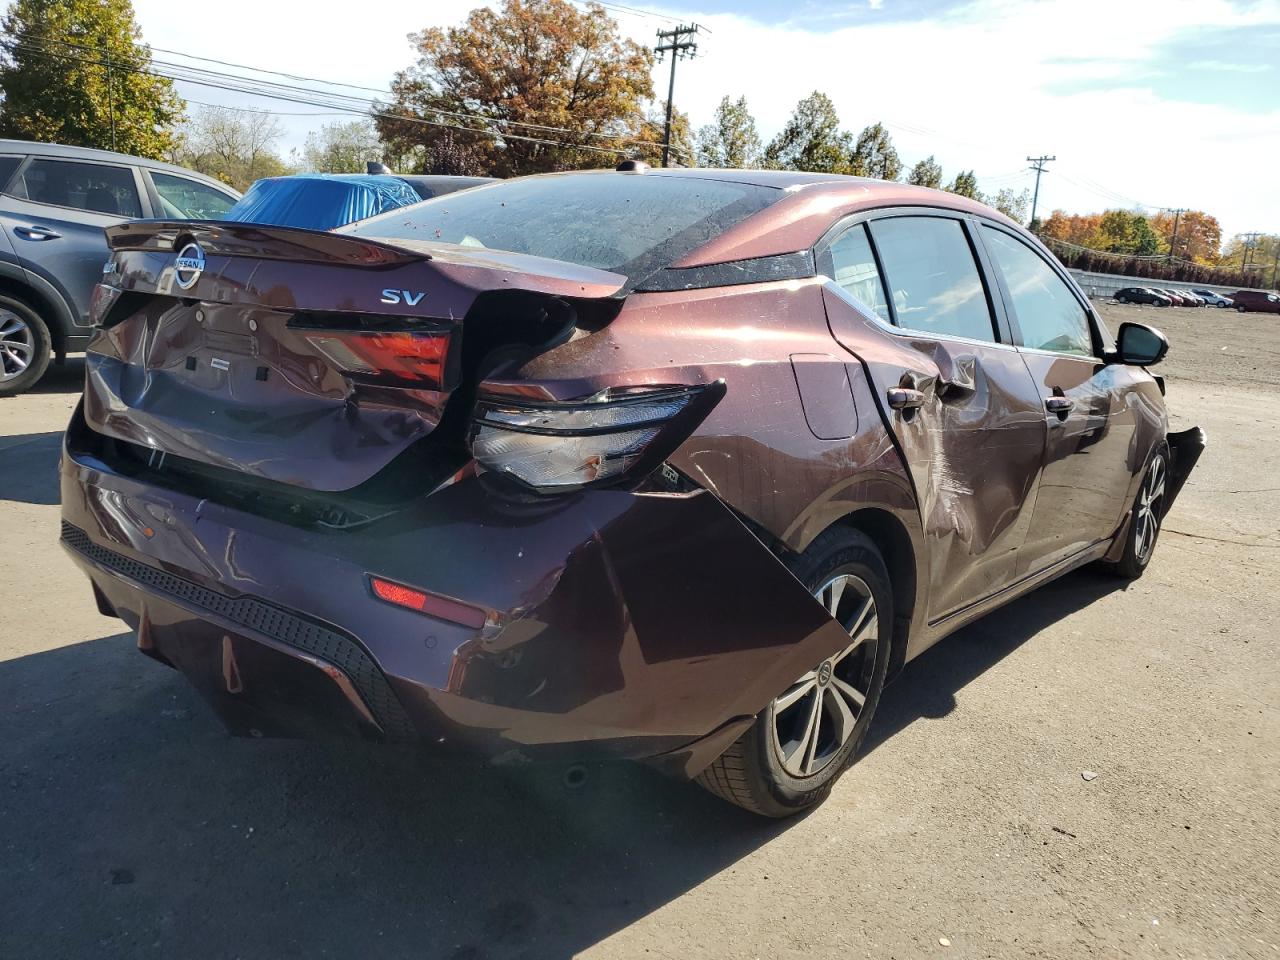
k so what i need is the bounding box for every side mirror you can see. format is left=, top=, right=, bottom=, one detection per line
left=1114, top=322, right=1168, bottom=366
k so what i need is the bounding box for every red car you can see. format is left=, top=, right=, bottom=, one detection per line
left=62, top=168, right=1203, bottom=817
left=1230, top=290, right=1280, bottom=313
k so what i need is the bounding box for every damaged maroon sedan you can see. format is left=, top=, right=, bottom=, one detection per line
left=62, top=168, right=1203, bottom=817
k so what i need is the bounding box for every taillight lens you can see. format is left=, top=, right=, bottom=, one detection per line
left=470, top=384, right=720, bottom=491
left=305, top=330, right=453, bottom=386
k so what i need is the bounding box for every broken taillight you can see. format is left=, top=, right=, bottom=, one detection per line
left=469, top=382, right=724, bottom=492
left=305, top=330, right=453, bottom=385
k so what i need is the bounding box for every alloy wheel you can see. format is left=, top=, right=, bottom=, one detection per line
left=770, top=574, right=879, bottom=778
left=0, top=310, right=34, bottom=382
left=1134, top=455, right=1166, bottom=562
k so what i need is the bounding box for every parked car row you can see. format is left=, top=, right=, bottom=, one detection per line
left=0, top=141, right=494, bottom=395
left=1116, top=286, right=1226, bottom=308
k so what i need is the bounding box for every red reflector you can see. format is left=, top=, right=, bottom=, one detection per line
left=369, top=576, right=487, bottom=630
left=306, top=330, right=452, bottom=386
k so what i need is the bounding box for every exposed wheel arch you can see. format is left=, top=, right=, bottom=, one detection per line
left=0, top=273, right=73, bottom=356
left=823, top=508, right=917, bottom=682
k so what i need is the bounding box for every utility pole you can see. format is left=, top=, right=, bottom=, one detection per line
left=1165, top=208, right=1185, bottom=265
left=1241, top=232, right=1262, bottom=275
left=655, top=24, right=699, bottom=167
left=106, top=47, right=117, bottom=152
left=1026, top=155, right=1055, bottom=229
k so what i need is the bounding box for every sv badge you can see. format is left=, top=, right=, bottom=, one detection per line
left=380, top=289, right=426, bottom=306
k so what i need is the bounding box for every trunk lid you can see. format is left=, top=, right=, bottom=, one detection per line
left=86, top=221, right=625, bottom=492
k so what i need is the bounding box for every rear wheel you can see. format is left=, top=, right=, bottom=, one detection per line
left=1101, top=447, right=1168, bottom=580
left=1237, top=305, right=1247, bottom=313
left=696, top=529, right=893, bottom=818
left=0, top=296, right=52, bottom=397
left=1117, top=294, right=1129, bottom=304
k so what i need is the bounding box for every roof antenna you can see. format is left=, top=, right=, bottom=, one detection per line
left=616, top=159, right=650, bottom=173
left=367, top=161, right=393, bottom=175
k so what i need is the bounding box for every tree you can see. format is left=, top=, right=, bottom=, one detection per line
left=696, top=95, right=762, bottom=169
left=376, top=0, right=656, bottom=177
left=946, top=170, right=980, bottom=199
left=631, top=101, right=693, bottom=167
left=171, top=105, right=290, bottom=190
left=848, top=122, right=901, bottom=181
left=990, top=187, right=1031, bottom=224
left=763, top=91, right=852, bottom=173
left=1088, top=209, right=1164, bottom=256
left=1040, top=209, right=1104, bottom=247
left=302, top=120, right=384, bottom=173
left=1151, top=210, right=1222, bottom=263
left=0, top=0, right=182, bottom=158
left=907, top=155, right=943, bottom=189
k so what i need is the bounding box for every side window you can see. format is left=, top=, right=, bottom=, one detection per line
left=0, top=155, right=24, bottom=193
left=825, top=223, right=889, bottom=322
left=982, top=226, right=1094, bottom=357
left=151, top=172, right=236, bottom=220
left=868, top=216, right=997, bottom=342
left=13, top=159, right=142, bottom=217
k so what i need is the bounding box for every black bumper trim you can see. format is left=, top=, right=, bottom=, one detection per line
left=60, top=522, right=416, bottom=741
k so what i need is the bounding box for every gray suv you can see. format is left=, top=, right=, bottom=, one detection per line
left=0, top=140, right=239, bottom=395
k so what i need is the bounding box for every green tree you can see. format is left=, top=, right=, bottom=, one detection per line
left=1088, top=209, right=1165, bottom=256
left=848, top=122, right=901, bottom=181
left=695, top=95, right=762, bottom=168
left=946, top=170, right=980, bottom=199
left=302, top=120, right=384, bottom=173
left=763, top=91, right=852, bottom=173
left=0, top=0, right=182, bottom=158
left=990, top=187, right=1031, bottom=224
left=377, top=0, right=657, bottom=177
left=907, top=155, right=943, bottom=189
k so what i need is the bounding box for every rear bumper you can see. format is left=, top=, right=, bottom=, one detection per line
left=60, top=429, right=852, bottom=774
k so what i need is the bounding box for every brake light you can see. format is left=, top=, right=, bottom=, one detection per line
left=469, top=383, right=724, bottom=492
left=369, top=575, right=487, bottom=630
left=305, top=330, right=453, bottom=386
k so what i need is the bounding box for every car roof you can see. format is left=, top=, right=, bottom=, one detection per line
left=587, top=167, right=1025, bottom=267
left=0, top=138, right=234, bottom=191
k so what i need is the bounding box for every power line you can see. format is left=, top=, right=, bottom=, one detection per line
left=1, top=28, right=690, bottom=159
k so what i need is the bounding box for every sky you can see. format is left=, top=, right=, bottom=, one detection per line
left=129, top=0, right=1280, bottom=242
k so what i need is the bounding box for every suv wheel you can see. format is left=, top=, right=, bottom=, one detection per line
left=0, top=296, right=52, bottom=396
left=696, top=529, right=893, bottom=817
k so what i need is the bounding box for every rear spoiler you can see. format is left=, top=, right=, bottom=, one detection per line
left=105, top=220, right=628, bottom=298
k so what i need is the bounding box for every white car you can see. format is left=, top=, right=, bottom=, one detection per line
left=1191, top=289, right=1234, bottom=308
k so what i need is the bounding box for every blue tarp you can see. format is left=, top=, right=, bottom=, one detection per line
left=224, top=174, right=421, bottom=231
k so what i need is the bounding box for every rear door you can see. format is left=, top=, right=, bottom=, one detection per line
left=977, top=222, right=1138, bottom=572
left=144, top=170, right=238, bottom=220
left=0, top=155, right=146, bottom=323
left=820, top=210, right=1047, bottom=622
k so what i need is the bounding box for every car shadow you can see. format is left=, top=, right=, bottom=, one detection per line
left=30, top=355, right=85, bottom=394
left=865, top=567, right=1127, bottom=754
left=0, top=572, right=1125, bottom=959
left=0, top=431, right=62, bottom=505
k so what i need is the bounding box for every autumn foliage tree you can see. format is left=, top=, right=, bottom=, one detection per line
left=1151, top=210, right=1222, bottom=264
left=376, top=0, right=658, bottom=177
left=0, top=0, right=183, bottom=159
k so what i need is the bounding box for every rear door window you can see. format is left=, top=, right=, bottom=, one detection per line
left=868, top=216, right=998, bottom=342
left=824, top=223, right=889, bottom=322
left=982, top=226, right=1094, bottom=356
left=150, top=172, right=236, bottom=220
left=0, top=155, right=24, bottom=193
left=13, top=158, right=142, bottom=217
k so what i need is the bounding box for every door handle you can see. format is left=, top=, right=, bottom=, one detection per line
left=1045, top=396, right=1074, bottom=415
left=13, top=225, right=60, bottom=241
left=887, top=386, right=925, bottom=410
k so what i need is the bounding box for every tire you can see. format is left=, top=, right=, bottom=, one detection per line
left=1237, top=305, right=1247, bottom=313
left=1101, top=445, right=1170, bottom=580
left=696, top=528, right=893, bottom=818
left=0, top=295, right=52, bottom=397
left=1117, top=295, right=1128, bottom=304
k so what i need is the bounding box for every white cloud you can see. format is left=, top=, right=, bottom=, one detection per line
left=131, top=0, right=1280, bottom=240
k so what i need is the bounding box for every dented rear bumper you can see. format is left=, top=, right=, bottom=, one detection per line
left=60, top=428, right=851, bottom=774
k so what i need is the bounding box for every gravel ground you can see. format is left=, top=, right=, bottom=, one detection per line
left=1, top=301, right=1276, bottom=959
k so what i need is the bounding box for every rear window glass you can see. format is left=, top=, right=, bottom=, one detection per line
left=151, top=172, right=237, bottom=220
left=344, top=174, right=779, bottom=284
left=0, top=155, right=23, bottom=193
left=14, top=158, right=141, bottom=217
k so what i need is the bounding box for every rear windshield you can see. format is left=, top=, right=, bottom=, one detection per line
left=343, top=173, right=779, bottom=285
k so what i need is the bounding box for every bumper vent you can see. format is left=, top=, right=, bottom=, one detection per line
left=61, top=523, right=415, bottom=741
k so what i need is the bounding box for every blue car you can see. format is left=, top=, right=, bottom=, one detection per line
left=225, top=173, right=492, bottom=231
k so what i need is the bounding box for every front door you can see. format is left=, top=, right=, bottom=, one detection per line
left=821, top=212, right=1047, bottom=623
left=976, top=223, right=1139, bottom=572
